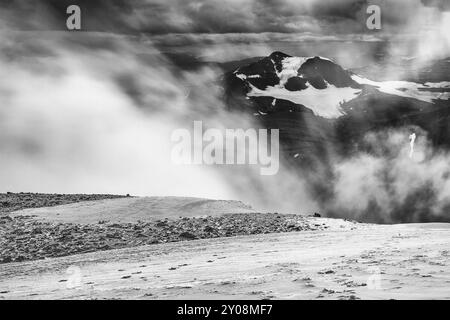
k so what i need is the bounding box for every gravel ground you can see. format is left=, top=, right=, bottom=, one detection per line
left=0, top=193, right=129, bottom=214
left=3, top=223, right=448, bottom=300
left=0, top=213, right=346, bottom=264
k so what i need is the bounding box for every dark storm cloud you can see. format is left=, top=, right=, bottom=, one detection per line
left=0, top=0, right=135, bottom=31
left=0, top=0, right=437, bottom=34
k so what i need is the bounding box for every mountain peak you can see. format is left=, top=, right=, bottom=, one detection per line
left=298, top=56, right=358, bottom=89
left=233, top=52, right=358, bottom=91
left=269, top=51, right=291, bottom=60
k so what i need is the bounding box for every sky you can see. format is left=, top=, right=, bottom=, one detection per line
left=1, top=0, right=449, bottom=65
left=1, top=0, right=448, bottom=34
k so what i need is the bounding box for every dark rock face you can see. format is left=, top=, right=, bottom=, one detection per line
left=298, top=56, right=360, bottom=89
left=235, top=57, right=279, bottom=90
left=285, top=77, right=308, bottom=91
left=250, top=96, right=311, bottom=114
left=269, top=51, right=291, bottom=72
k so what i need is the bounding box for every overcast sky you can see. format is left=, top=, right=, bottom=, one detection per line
left=1, top=0, right=448, bottom=34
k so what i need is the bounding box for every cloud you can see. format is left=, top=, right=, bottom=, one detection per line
left=324, top=127, right=450, bottom=223
left=0, top=29, right=320, bottom=214
left=1, top=0, right=444, bottom=35
left=0, top=30, right=236, bottom=198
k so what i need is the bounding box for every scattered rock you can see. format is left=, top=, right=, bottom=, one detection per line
left=0, top=211, right=352, bottom=264
left=318, top=270, right=335, bottom=274
left=203, top=226, right=216, bottom=233
left=179, top=232, right=196, bottom=240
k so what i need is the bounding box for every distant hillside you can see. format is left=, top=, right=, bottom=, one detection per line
left=9, top=196, right=255, bottom=224
left=0, top=192, right=128, bottom=215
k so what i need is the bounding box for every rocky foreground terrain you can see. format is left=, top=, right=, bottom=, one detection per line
left=1, top=222, right=449, bottom=300
left=0, top=193, right=343, bottom=264
left=1, top=193, right=449, bottom=300
left=0, top=213, right=339, bottom=264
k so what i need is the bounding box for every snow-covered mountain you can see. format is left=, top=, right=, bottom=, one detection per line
left=227, top=51, right=450, bottom=119
left=223, top=51, right=450, bottom=167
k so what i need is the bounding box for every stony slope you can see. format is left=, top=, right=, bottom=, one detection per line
left=0, top=212, right=342, bottom=264
left=2, top=195, right=342, bottom=264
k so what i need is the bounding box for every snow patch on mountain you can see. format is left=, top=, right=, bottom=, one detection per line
left=351, top=75, right=450, bottom=103
left=275, top=57, right=308, bottom=86
left=424, top=82, right=450, bottom=88
left=235, top=73, right=261, bottom=80
left=248, top=82, right=361, bottom=119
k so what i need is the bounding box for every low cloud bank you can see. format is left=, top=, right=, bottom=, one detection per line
left=322, top=128, right=450, bottom=223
